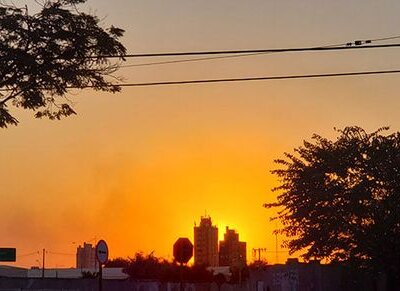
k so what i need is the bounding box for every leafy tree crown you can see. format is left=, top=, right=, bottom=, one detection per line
left=266, top=126, right=400, bottom=276
left=0, top=0, right=126, bottom=127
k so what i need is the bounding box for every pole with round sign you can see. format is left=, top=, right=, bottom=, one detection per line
left=173, top=237, right=193, bottom=265
left=96, top=240, right=109, bottom=291
left=173, top=238, right=193, bottom=291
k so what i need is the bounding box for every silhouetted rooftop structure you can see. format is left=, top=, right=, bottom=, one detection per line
left=219, top=227, right=246, bottom=268
left=194, top=216, right=219, bottom=267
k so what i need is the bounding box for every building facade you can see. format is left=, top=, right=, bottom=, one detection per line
left=194, top=216, right=219, bottom=266
left=76, top=243, right=96, bottom=269
left=219, top=227, right=246, bottom=267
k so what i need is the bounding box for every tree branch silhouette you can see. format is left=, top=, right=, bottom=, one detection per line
left=0, top=0, right=126, bottom=127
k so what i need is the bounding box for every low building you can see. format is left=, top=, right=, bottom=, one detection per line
left=27, top=267, right=128, bottom=279
left=76, top=243, right=96, bottom=269
left=0, top=265, right=28, bottom=278
left=248, top=258, right=387, bottom=291
left=0, top=265, right=128, bottom=280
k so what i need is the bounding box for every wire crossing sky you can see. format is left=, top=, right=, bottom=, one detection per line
left=97, top=69, right=400, bottom=87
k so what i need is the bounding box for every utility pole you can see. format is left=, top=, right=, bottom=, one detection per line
left=42, top=248, right=45, bottom=279
left=275, top=232, right=279, bottom=264
left=99, top=262, right=103, bottom=291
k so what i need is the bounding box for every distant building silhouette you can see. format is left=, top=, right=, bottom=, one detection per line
left=219, top=227, right=246, bottom=267
left=76, top=243, right=96, bottom=269
left=194, top=216, right=219, bottom=266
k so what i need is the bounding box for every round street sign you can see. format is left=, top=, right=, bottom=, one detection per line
left=173, top=237, right=193, bottom=264
left=96, top=240, right=109, bottom=264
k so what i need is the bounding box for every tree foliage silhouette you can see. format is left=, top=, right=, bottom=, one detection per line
left=0, top=0, right=126, bottom=127
left=265, top=126, right=400, bottom=282
left=106, top=252, right=214, bottom=282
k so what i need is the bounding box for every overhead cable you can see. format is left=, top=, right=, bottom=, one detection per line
left=120, top=37, right=400, bottom=67
left=67, top=69, right=400, bottom=88
left=107, top=43, right=400, bottom=59
left=1, top=69, right=399, bottom=92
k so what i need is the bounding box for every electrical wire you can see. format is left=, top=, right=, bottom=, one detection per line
left=106, top=43, right=400, bottom=59
left=119, top=39, right=352, bottom=68
left=2, top=37, right=400, bottom=92
left=1, top=37, right=399, bottom=69
left=97, top=69, right=400, bottom=87
left=370, top=35, right=400, bottom=42
left=119, top=52, right=270, bottom=68
left=1, top=68, right=399, bottom=92
left=47, top=251, right=75, bottom=256
left=117, top=40, right=400, bottom=68
left=17, top=251, right=39, bottom=258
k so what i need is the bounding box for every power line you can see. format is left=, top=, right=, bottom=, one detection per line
left=1, top=38, right=399, bottom=68
left=119, top=38, right=385, bottom=68
left=119, top=52, right=270, bottom=68
left=2, top=35, right=398, bottom=67
left=100, top=69, right=400, bottom=87
left=1, top=68, right=399, bottom=93
left=118, top=40, right=349, bottom=68
left=369, top=35, right=400, bottom=42
left=109, top=43, right=400, bottom=59
left=17, top=251, right=39, bottom=258
left=47, top=251, right=75, bottom=256
left=324, top=34, right=400, bottom=47
left=119, top=41, right=350, bottom=68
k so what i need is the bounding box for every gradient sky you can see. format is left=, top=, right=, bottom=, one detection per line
left=2, top=0, right=400, bottom=268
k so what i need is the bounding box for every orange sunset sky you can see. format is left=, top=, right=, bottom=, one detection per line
left=3, top=0, right=400, bottom=268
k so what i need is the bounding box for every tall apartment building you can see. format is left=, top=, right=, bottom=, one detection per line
left=219, top=227, right=246, bottom=267
left=194, top=216, right=219, bottom=266
left=76, top=243, right=96, bottom=269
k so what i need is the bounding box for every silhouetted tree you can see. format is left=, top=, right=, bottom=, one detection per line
left=265, top=126, right=400, bottom=288
left=104, top=257, right=130, bottom=268
left=118, top=252, right=214, bottom=282
left=0, top=0, right=126, bottom=127
left=124, top=252, right=167, bottom=280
